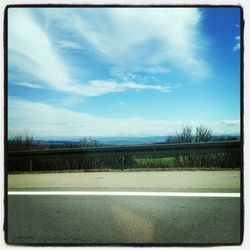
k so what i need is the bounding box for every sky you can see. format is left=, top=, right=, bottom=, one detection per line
left=8, top=7, right=241, bottom=139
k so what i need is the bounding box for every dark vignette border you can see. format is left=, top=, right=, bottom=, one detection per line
left=3, top=3, right=244, bottom=247
left=240, top=5, right=244, bottom=245
left=3, top=3, right=8, bottom=247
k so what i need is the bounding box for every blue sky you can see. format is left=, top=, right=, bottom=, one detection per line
left=8, top=7, right=241, bottom=139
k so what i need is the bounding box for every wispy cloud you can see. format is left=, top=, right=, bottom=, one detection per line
left=77, top=80, right=171, bottom=96
left=140, top=66, right=170, bottom=74
left=8, top=97, right=240, bottom=138
left=48, top=96, right=86, bottom=108
left=233, top=36, right=240, bottom=52
left=14, top=82, right=43, bottom=89
left=57, top=40, right=87, bottom=51
left=30, top=8, right=209, bottom=78
left=220, top=120, right=240, bottom=126
left=8, top=9, right=74, bottom=92
left=5, top=11, right=69, bottom=95
left=68, top=8, right=210, bottom=78
left=9, top=8, right=175, bottom=97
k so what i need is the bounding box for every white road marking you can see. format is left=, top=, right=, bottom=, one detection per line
left=8, top=191, right=240, bottom=197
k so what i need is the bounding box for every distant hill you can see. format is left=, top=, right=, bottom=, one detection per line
left=34, top=136, right=167, bottom=146
left=35, top=134, right=240, bottom=147
left=95, top=136, right=168, bottom=145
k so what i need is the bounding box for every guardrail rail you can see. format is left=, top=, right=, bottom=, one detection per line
left=7, top=140, right=241, bottom=172
left=8, top=140, right=240, bottom=159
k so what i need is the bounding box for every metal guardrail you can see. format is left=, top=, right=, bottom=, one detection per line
left=7, top=140, right=241, bottom=172
left=8, top=140, right=240, bottom=160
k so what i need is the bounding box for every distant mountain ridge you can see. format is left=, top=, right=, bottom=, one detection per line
left=34, top=135, right=240, bottom=146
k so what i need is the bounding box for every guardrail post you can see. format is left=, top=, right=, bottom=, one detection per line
left=29, top=159, right=32, bottom=173
left=121, top=156, right=124, bottom=171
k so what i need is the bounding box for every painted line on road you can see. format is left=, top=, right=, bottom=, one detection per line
left=8, top=191, right=240, bottom=198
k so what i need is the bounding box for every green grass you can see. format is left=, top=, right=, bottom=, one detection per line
left=134, top=157, right=175, bottom=169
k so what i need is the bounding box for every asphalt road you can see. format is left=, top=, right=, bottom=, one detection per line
left=7, top=171, right=242, bottom=245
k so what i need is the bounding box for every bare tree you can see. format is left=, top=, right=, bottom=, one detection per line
left=195, top=125, right=212, bottom=142
left=177, top=125, right=193, bottom=143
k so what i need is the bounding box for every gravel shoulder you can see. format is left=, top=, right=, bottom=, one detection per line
left=8, top=170, right=240, bottom=190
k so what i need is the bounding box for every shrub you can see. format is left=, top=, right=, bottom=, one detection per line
left=8, top=134, right=135, bottom=172
left=172, top=125, right=240, bottom=168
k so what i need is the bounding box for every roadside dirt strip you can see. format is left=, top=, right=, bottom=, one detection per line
left=8, top=170, right=240, bottom=190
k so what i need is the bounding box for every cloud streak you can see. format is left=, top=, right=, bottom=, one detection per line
left=57, top=40, right=87, bottom=51
left=8, top=9, right=72, bottom=92
left=8, top=97, right=240, bottom=138
left=13, top=82, right=43, bottom=89
left=233, top=36, right=240, bottom=52
left=64, top=80, right=171, bottom=97
left=62, top=8, right=210, bottom=77
left=8, top=8, right=173, bottom=97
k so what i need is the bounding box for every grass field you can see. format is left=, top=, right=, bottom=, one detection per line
left=134, top=157, right=175, bottom=168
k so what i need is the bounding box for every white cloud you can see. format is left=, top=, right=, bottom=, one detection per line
left=233, top=36, right=240, bottom=52
left=221, top=120, right=240, bottom=126
left=8, top=9, right=72, bottom=92
left=14, top=82, right=43, bottom=89
left=39, top=8, right=210, bottom=78
left=57, top=40, right=87, bottom=51
left=8, top=8, right=173, bottom=97
left=144, top=66, right=170, bottom=74
left=122, top=81, right=171, bottom=92
left=8, top=97, right=240, bottom=138
left=125, top=66, right=170, bottom=75
left=49, top=96, right=86, bottom=108
left=65, top=80, right=171, bottom=96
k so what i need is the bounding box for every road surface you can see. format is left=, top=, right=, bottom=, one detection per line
left=7, top=171, right=242, bottom=245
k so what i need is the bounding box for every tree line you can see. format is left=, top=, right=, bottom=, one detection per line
left=7, top=126, right=240, bottom=172
left=165, top=125, right=240, bottom=168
